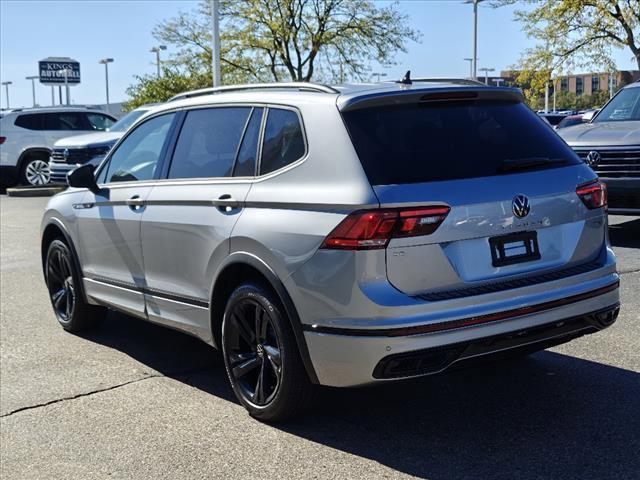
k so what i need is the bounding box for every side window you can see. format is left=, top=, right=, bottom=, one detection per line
left=99, top=113, right=175, bottom=184
left=14, top=114, right=44, bottom=130
left=168, top=107, right=250, bottom=179
left=86, top=113, right=115, bottom=131
left=259, top=108, right=305, bottom=175
left=233, top=107, right=263, bottom=177
left=43, top=112, right=88, bottom=131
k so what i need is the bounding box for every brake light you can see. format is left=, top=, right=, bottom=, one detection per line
left=0, top=136, right=6, bottom=145
left=576, top=180, right=607, bottom=210
left=322, top=206, right=450, bottom=250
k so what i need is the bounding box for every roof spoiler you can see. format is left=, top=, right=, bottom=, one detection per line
left=337, top=86, right=524, bottom=112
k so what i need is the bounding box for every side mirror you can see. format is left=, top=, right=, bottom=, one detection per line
left=581, top=110, right=596, bottom=123
left=68, top=164, right=100, bottom=194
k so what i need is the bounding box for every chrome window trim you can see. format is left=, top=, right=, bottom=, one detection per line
left=95, top=102, right=309, bottom=188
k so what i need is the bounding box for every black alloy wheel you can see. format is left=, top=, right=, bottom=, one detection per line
left=224, top=297, right=283, bottom=406
left=46, top=243, right=76, bottom=322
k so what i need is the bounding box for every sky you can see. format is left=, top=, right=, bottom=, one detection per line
left=1, top=0, right=637, bottom=109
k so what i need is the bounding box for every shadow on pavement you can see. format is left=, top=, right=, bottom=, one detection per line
left=609, top=217, right=640, bottom=248
left=81, top=311, right=640, bottom=480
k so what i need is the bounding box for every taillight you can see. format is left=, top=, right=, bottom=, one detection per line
left=0, top=136, right=6, bottom=145
left=322, top=206, right=450, bottom=250
left=576, top=180, right=607, bottom=210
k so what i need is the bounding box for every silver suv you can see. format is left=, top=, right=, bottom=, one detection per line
left=559, top=81, right=640, bottom=215
left=40, top=81, right=620, bottom=421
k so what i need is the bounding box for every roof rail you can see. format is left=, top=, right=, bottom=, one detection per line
left=409, top=78, right=488, bottom=86
left=168, top=82, right=339, bottom=102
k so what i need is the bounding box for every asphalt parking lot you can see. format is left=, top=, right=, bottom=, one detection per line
left=1, top=195, right=638, bottom=480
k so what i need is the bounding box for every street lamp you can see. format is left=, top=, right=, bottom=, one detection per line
left=99, top=58, right=114, bottom=113
left=492, top=78, right=505, bottom=87
left=463, top=58, right=476, bottom=79
left=464, top=0, right=486, bottom=80
left=479, top=67, right=495, bottom=85
left=1, top=81, right=12, bottom=109
left=57, top=68, right=72, bottom=105
left=150, top=45, right=167, bottom=78
left=25, top=76, right=38, bottom=107
left=371, top=72, right=388, bottom=82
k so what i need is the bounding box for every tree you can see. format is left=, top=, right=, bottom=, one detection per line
left=124, top=67, right=212, bottom=110
left=153, top=0, right=418, bottom=83
left=496, top=0, right=640, bottom=104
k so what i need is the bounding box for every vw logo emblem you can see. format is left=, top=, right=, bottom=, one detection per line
left=512, top=195, right=531, bottom=218
left=63, top=148, right=70, bottom=160
left=585, top=150, right=601, bottom=167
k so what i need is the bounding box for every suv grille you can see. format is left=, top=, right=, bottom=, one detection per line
left=573, top=147, right=640, bottom=178
left=51, top=146, right=111, bottom=165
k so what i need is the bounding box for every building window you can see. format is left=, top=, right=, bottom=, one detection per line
left=592, top=75, right=600, bottom=92
left=560, top=78, right=568, bottom=91
left=576, top=77, right=584, bottom=96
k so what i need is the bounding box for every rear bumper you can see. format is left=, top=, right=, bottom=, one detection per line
left=303, top=277, right=619, bottom=387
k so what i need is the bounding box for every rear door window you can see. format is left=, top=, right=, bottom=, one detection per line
left=14, top=114, right=44, bottom=130
left=168, top=107, right=251, bottom=179
left=43, top=112, right=89, bottom=131
left=259, top=108, right=305, bottom=175
left=342, top=100, right=581, bottom=185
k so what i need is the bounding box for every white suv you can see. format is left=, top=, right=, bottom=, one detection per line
left=0, top=107, right=116, bottom=186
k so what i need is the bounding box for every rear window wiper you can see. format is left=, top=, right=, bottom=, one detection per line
left=499, top=157, right=566, bottom=173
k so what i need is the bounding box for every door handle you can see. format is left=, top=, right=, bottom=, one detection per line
left=125, top=195, right=145, bottom=210
left=213, top=194, right=240, bottom=209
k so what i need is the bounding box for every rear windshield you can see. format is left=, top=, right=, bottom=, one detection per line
left=342, top=100, right=581, bottom=185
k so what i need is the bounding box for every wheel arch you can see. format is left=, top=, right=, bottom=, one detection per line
left=210, top=252, right=319, bottom=384
left=18, top=147, right=52, bottom=170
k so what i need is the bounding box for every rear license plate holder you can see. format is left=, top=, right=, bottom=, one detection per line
left=489, top=231, right=541, bottom=267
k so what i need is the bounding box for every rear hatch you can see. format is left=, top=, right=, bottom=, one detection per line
left=341, top=87, right=605, bottom=296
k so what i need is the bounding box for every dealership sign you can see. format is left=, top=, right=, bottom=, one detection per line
left=39, top=57, right=81, bottom=85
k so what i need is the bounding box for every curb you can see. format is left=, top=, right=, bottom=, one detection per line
left=6, top=186, right=66, bottom=197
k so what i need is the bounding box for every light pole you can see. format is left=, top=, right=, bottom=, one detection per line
left=465, top=0, right=485, bottom=80
left=479, top=67, right=495, bottom=85
left=492, top=78, right=505, bottom=87
left=25, top=76, right=38, bottom=107
left=371, top=72, right=387, bottom=82
left=99, top=58, right=114, bottom=113
left=210, top=0, right=221, bottom=87
left=463, top=58, right=475, bottom=79
left=1, top=81, right=12, bottom=109
left=150, top=45, right=167, bottom=78
left=58, top=69, right=71, bottom=105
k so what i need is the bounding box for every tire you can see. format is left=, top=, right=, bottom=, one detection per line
left=20, top=155, right=51, bottom=186
left=45, top=239, right=106, bottom=332
left=222, top=282, right=315, bottom=421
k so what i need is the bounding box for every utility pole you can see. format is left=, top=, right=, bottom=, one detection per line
left=210, top=0, right=221, bottom=87
left=26, top=76, right=38, bottom=107
left=1, top=81, right=12, bottom=109
left=150, top=45, right=167, bottom=78
left=465, top=0, right=485, bottom=80
left=60, top=69, right=70, bottom=105
left=463, top=58, right=475, bottom=79
left=99, top=58, right=114, bottom=113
